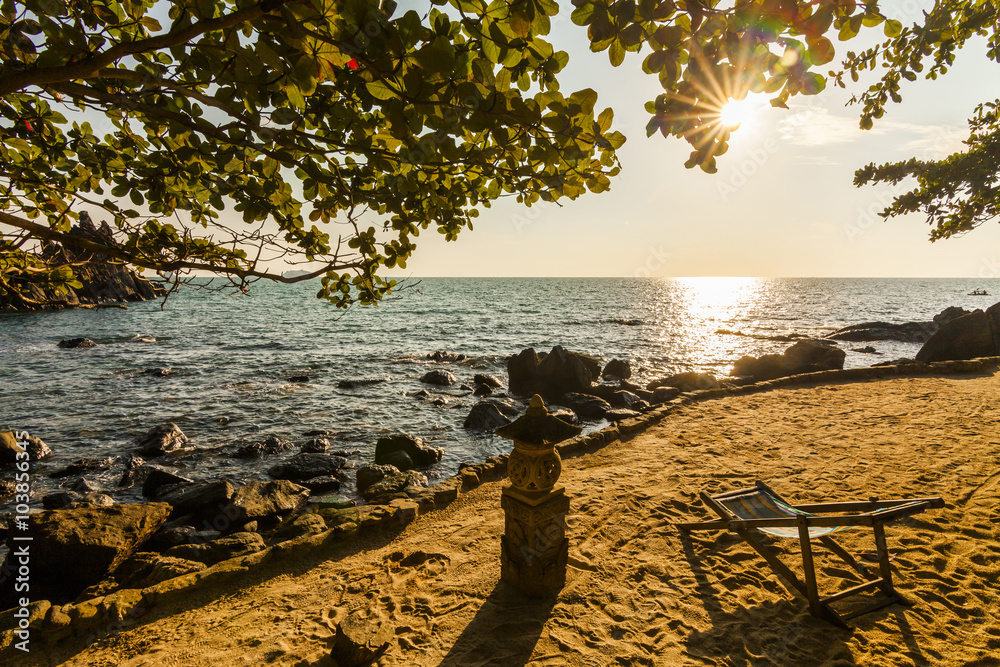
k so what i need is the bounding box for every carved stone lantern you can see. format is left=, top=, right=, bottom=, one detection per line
left=495, top=394, right=581, bottom=597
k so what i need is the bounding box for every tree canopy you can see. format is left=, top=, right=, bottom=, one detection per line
left=1, top=0, right=997, bottom=308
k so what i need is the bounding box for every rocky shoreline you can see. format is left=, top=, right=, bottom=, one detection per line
left=2, top=300, right=1000, bottom=624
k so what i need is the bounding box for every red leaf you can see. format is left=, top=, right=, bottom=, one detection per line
left=347, top=58, right=359, bottom=70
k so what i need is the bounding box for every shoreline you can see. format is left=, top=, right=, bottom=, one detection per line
left=3, top=355, right=1000, bottom=663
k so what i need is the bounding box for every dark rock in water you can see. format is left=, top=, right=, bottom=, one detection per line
left=463, top=402, right=511, bottom=431
left=473, top=373, right=504, bottom=389
left=602, top=359, right=632, bottom=380
left=356, top=464, right=401, bottom=494
left=420, top=369, right=458, bottom=386
left=374, top=434, right=443, bottom=471
left=271, top=513, right=327, bottom=542
left=66, top=476, right=102, bottom=493
left=507, top=348, right=543, bottom=396
left=134, top=466, right=194, bottom=497
left=410, top=389, right=431, bottom=399
left=124, top=454, right=145, bottom=469
left=825, top=321, right=935, bottom=343
left=331, top=611, right=393, bottom=667
left=852, top=346, right=879, bottom=354
left=550, top=407, right=579, bottom=424
left=362, top=470, right=428, bottom=503
left=288, top=374, right=311, bottom=383
left=136, top=422, right=190, bottom=456
left=484, top=397, right=524, bottom=417
left=42, top=490, right=82, bottom=509
left=156, top=480, right=236, bottom=518
left=49, top=456, right=118, bottom=478
left=0, top=480, right=16, bottom=498
left=933, top=306, right=973, bottom=325
left=228, top=480, right=310, bottom=524
left=298, top=475, right=343, bottom=493
left=376, top=449, right=414, bottom=471
left=610, top=390, right=643, bottom=409
left=648, top=372, right=720, bottom=392
left=473, top=384, right=493, bottom=397
left=301, top=437, right=330, bottom=453
left=427, top=351, right=467, bottom=362
left=337, top=377, right=389, bottom=389
left=144, top=367, right=173, bottom=377
left=234, top=434, right=295, bottom=458
left=538, top=346, right=599, bottom=397
left=916, top=302, right=1000, bottom=362
left=604, top=409, right=642, bottom=422
left=0, top=214, right=166, bottom=311
left=112, top=552, right=206, bottom=590
left=1, top=432, right=51, bottom=464
left=732, top=339, right=846, bottom=381
left=554, top=392, right=612, bottom=420
left=9, top=502, right=171, bottom=603
left=57, top=337, right=97, bottom=349
left=165, top=531, right=265, bottom=566
left=267, top=453, right=348, bottom=482
left=651, top=386, right=681, bottom=404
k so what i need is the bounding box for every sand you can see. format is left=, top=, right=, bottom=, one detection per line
left=17, top=370, right=1000, bottom=666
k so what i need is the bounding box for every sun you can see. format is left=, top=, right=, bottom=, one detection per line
left=717, top=98, right=756, bottom=128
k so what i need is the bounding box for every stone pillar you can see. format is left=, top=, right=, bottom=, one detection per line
left=496, top=395, right=581, bottom=597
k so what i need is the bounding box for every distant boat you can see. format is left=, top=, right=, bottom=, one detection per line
left=282, top=269, right=313, bottom=279
left=968, top=289, right=989, bottom=296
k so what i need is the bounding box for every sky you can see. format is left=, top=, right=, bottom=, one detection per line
left=389, top=3, right=1000, bottom=280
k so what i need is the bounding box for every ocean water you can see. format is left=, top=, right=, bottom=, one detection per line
left=1, top=277, right=996, bottom=508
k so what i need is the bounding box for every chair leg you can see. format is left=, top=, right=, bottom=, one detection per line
left=872, top=522, right=897, bottom=598
left=797, top=518, right=822, bottom=617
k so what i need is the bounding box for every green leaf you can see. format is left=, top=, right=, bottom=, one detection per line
left=884, top=20, right=903, bottom=37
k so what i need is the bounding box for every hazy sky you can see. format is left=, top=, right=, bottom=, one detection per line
left=392, top=4, right=1000, bottom=280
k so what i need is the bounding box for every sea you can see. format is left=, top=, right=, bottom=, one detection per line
left=1, top=277, right=996, bottom=510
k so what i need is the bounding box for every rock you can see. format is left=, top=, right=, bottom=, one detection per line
left=164, top=531, right=265, bottom=566
left=228, top=480, right=310, bottom=524
left=916, top=302, right=1000, bottom=362
left=825, top=321, right=935, bottom=343
left=536, top=346, right=599, bottom=397
left=144, top=367, right=173, bottom=377
left=42, top=490, right=82, bottom=509
left=136, top=422, right=190, bottom=456
left=337, top=377, right=389, bottom=389
left=374, top=434, right=443, bottom=471
left=852, top=346, right=879, bottom=354
left=507, top=348, right=543, bottom=396
left=143, top=525, right=216, bottom=552
left=463, top=402, right=511, bottom=431
left=484, top=397, right=524, bottom=417
left=610, top=390, right=643, bottom=409
left=0, top=431, right=50, bottom=464
left=112, top=552, right=206, bottom=589
left=314, top=494, right=356, bottom=510
left=420, top=369, right=458, bottom=386
left=331, top=611, right=393, bottom=667
left=410, top=389, right=431, bottom=399
left=134, top=466, right=194, bottom=498
left=356, top=464, right=401, bottom=494
left=549, top=407, right=579, bottom=423
left=300, top=437, right=331, bottom=453
left=933, top=306, right=973, bottom=325
left=473, top=373, right=504, bottom=389
left=234, top=434, right=295, bottom=458
left=377, top=449, right=414, bottom=472
left=554, top=393, right=612, bottom=420
left=473, top=384, right=493, bottom=396
left=57, top=337, right=97, bottom=348
left=427, top=351, right=466, bottom=362
left=0, top=480, right=16, bottom=497
left=271, top=513, right=327, bottom=542
left=647, top=372, right=719, bottom=392
left=0, top=214, right=166, bottom=311
left=731, top=339, right=846, bottom=381
left=362, top=470, right=429, bottom=503
left=652, top=386, right=682, bottom=403
left=49, top=456, right=118, bottom=478
left=267, top=453, right=348, bottom=482
left=26, top=436, right=51, bottom=460
left=11, top=502, right=171, bottom=602
left=288, top=374, right=311, bottom=383
left=602, top=359, right=632, bottom=380
left=604, top=409, right=642, bottom=421
left=298, top=475, right=343, bottom=493
left=156, top=480, right=236, bottom=518
left=66, top=476, right=102, bottom=493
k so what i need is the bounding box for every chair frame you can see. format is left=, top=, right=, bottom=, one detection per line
left=676, top=480, right=945, bottom=628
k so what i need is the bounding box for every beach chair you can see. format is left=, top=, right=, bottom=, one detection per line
left=676, top=480, right=945, bottom=628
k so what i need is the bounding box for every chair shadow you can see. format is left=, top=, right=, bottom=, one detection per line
left=679, top=532, right=858, bottom=666
left=435, top=580, right=556, bottom=667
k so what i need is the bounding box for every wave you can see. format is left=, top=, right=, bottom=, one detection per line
left=606, top=318, right=645, bottom=326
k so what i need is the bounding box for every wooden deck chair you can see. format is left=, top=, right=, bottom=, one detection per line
left=676, top=480, right=945, bottom=628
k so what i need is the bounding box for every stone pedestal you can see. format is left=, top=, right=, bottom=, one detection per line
left=500, top=488, right=570, bottom=597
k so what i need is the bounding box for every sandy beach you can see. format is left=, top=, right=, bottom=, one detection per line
left=15, top=369, right=1000, bottom=666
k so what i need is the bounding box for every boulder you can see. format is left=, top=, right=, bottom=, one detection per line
left=463, top=403, right=511, bottom=431
left=298, top=475, right=343, bottom=493
left=57, top=337, right=97, bottom=349
left=144, top=367, right=173, bottom=377
left=11, top=502, right=171, bottom=602
left=554, top=393, right=612, bottom=420
left=267, top=453, right=348, bottom=482
left=604, top=409, right=642, bottom=421
left=234, top=435, right=295, bottom=458
left=164, top=531, right=265, bottom=566
left=133, top=466, right=194, bottom=497
left=356, top=464, right=401, bottom=494
left=156, top=480, right=236, bottom=518
left=536, top=346, right=599, bottom=397
left=420, top=369, right=458, bottom=386
left=484, top=397, right=525, bottom=417
left=26, top=436, right=51, bottom=460
left=300, top=437, right=330, bottom=453
left=337, top=377, right=389, bottom=389
left=507, top=348, right=543, bottom=396
left=112, top=552, right=206, bottom=589
left=610, top=390, right=643, bottom=409
left=271, top=513, right=327, bottom=542
left=136, top=422, right=190, bottom=456
left=916, top=303, right=1000, bottom=362
left=42, top=490, right=83, bottom=509
left=473, top=373, right=504, bottom=389
left=49, top=456, right=118, bottom=478
left=331, top=611, right=393, bottom=667
left=647, top=372, right=720, bottom=392
left=472, top=384, right=493, bottom=397
left=374, top=434, right=443, bottom=470
left=549, top=407, right=579, bottom=424
left=934, top=306, right=973, bottom=325
left=602, top=359, right=632, bottom=380
left=228, top=480, right=310, bottom=524
left=427, top=351, right=466, bottom=362
left=731, top=339, right=846, bottom=381
left=362, top=470, right=429, bottom=503
left=0, top=431, right=50, bottom=464
left=824, top=321, right=934, bottom=343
